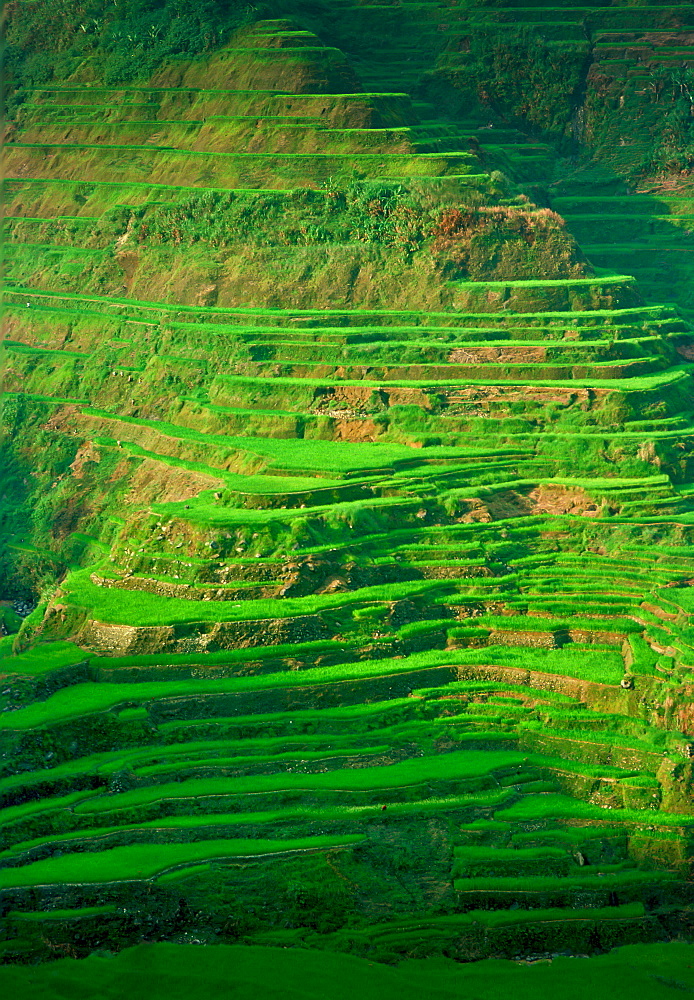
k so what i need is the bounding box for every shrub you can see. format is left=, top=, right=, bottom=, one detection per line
left=429, top=205, right=588, bottom=280
left=434, top=27, right=590, bottom=142
left=3, top=0, right=262, bottom=108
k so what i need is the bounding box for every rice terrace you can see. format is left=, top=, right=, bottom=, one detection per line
left=4, top=0, right=694, bottom=996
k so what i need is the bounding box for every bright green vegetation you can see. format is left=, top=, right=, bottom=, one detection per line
left=0, top=640, right=85, bottom=675
left=3, top=942, right=694, bottom=1000
left=2, top=0, right=694, bottom=988
left=0, top=836, right=365, bottom=888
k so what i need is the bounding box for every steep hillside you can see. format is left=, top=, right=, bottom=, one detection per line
left=2, top=0, right=694, bottom=987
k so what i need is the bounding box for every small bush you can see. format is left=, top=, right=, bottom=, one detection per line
left=3, top=0, right=262, bottom=108
left=430, top=205, right=588, bottom=280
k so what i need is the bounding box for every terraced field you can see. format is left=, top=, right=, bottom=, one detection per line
left=2, top=0, right=694, bottom=988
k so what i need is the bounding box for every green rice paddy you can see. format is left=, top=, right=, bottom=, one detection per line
left=3, top=942, right=694, bottom=1000
left=3, top=0, right=694, bottom=988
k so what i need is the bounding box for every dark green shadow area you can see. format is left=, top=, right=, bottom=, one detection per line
left=2, top=942, right=694, bottom=1000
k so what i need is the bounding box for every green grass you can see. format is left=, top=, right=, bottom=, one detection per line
left=0, top=648, right=458, bottom=730
left=1, top=942, right=694, bottom=1000
left=497, top=794, right=694, bottom=828
left=659, top=588, right=694, bottom=613
left=132, top=743, right=390, bottom=779
left=342, top=903, right=646, bottom=935
left=208, top=367, right=693, bottom=392
left=454, top=844, right=567, bottom=861
left=0, top=835, right=364, bottom=887
left=0, top=733, right=395, bottom=798
left=148, top=492, right=415, bottom=525
left=87, top=639, right=352, bottom=671
left=472, top=614, right=641, bottom=634
left=457, top=645, right=627, bottom=684
left=0, top=641, right=632, bottom=732
left=1, top=286, right=676, bottom=322
left=452, top=275, right=636, bottom=289
left=0, top=749, right=526, bottom=836
left=7, top=906, right=116, bottom=921
left=62, top=569, right=450, bottom=626
left=81, top=411, right=472, bottom=473
left=67, top=749, right=526, bottom=816
left=0, top=791, right=512, bottom=864
left=5, top=10, right=694, bottom=965
left=453, top=869, right=677, bottom=892
left=0, top=641, right=87, bottom=676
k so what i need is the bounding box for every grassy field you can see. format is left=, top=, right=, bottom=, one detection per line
left=0, top=835, right=365, bottom=888
left=1, top=942, right=694, bottom=1000
left=3, top=0, right=694, bottom=972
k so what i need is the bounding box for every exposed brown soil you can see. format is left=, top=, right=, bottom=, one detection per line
left=123, top=459, right=224, bottom=505
left=528, top=484, right=601, bottom=517
left=69, top=441, right=102, bottom=480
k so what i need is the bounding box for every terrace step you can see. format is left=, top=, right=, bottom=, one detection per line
left=4, top=3, right=694, bottom=963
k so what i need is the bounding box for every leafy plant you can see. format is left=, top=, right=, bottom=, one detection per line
left=430, top=205, right=588, bottom=279
left=3, top=0, right=263, bottom=108
left=435, top=27, right=590, bottom=143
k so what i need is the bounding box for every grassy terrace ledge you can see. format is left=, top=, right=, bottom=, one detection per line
left=3, top=1, right=694, bottom=996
